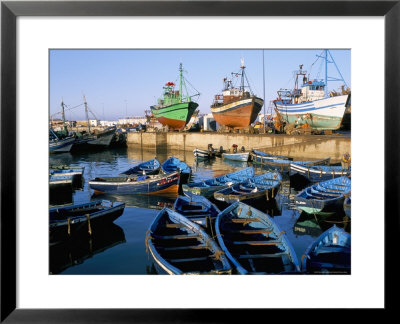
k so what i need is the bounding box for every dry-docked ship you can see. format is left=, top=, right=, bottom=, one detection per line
left=274, top=50, right=350, bottom=131
left=150, top=63, right=199, bottom=131
left=210, top=59, right=264, bottom=129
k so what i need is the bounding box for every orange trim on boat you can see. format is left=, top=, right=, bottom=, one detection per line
left=144, top=185, right=179, bottom=195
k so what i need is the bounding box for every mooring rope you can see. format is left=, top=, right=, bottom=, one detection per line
left=67, top=217, right=71, bottom=236
left=86, top=214, right=92, bottom=235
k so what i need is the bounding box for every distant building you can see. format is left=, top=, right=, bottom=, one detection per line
left=118, top=116, right=147, bottom=125
left=199, top=113, right=217, bottom=131
left=50, top=119, right=76, bottom=128
left=100, top=120, right=118, bottom=127
left=89, top=119, right=100, bottom=127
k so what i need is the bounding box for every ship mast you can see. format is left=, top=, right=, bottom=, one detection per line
left=179, top=63, right=183, bottom=103
left=240, top=58, right=245, bottom=92
left=60, top=98, right=68, bottom=134
left=83, top=94, right=91, bottom=134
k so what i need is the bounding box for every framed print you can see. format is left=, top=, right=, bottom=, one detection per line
left=1, top=0, right=398, bottom=322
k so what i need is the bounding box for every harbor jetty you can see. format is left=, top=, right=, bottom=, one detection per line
left=126, top=132, right=350, bottom=163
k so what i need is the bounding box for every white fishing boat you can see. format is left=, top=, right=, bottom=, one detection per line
left=274, top=50, right=350, bottom=131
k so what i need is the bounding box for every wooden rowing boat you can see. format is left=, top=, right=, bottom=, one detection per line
left=250, top=150, right=292, bottom=162
left=145, top=208, right=232, bottom=275
left=214, top=171, right=282, bottom=204
left=173, top=193, right=220, bottom=230
left=182, top=167, right=255, bottom=198
left=119, top=158, right=161, bottom=176
left=289, top=163, right=351, bottom=182
left=193, top=148, right=216, bottom=160
left=49, top=200, right=125, bottom=243
left=251, top=150, right=330, bottom=173
left=88, top=171, right=180, bottom=195
left=222, top=152, right=250, bottom=162
left=215, top=202, right=300, bottom=274
left=294, top=176, right=351, bottom=217
left=161, top=157, right=191, bottom=185
left=301, top=225, right=351, bottom=274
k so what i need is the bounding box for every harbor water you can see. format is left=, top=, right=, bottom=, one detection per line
left=49, top=147, right=350, bottom=275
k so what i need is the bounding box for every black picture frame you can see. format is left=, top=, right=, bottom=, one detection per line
left=1, top=0, right=398, bottom=322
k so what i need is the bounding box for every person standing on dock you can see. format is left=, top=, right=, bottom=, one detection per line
left=341, top=152, right=351, bottom=170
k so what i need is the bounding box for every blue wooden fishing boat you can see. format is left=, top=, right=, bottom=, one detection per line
left=119, top=158, right=161, bottom=176
left=251, top=150, right=330, bottom=173
left=301, top=225, right=351, bottom=274
left=214, top=171, right=282, bottom=204
left=343, top=196, right=351, bottom=219
left=145, top=208, right=232, bottom=275
left=88, top=171, right=180, bottom=195
left=215, top=202, right=300, bottom=274
left=294, top=176, right=351, bottom=217
left=182, top=167, right=255, bottom=198
left=49, top=200, right=125, bottom=243
left=250, top=150, right=293, bottom=163
left=222, top=152, right=250, bottom=162
left=173, top=193, right=220, bottom=229
left=161, top=157, right=191, bottom=185
left=50, top=166, right=85, bottom=187
left=49, top=174, right=73, bottom=190
left=289, top=163, right=351, bottom=182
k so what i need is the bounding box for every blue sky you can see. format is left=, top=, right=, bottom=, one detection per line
left=50, top=49, right=350, bottom=121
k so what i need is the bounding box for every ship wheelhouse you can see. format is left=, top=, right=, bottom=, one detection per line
left=300, top=80, right=325, bottom=102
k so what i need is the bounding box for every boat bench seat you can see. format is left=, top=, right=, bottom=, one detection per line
left=231, top=218, right=261, bottom=224
left=169, top=256, right=210, bottom=263
left=232, top=229, right=273, bottom=234
left=157, top=244, right=207, bottom=251
left=237, top=252, right=287, bottom=259
left=231, top=240, right=282, bottom=246
left=315, top=246, right=350, bottom=255
left=153, top=233, right=199, bottom=240
left=164, top=223, right=185, bottom=228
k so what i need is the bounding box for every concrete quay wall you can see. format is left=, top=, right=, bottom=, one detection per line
left=127, top=132, right=351, bottom=163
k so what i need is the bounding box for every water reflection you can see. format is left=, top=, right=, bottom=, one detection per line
left=50, top=223, right=126, bottom=274
left=49, top=146, right=351, bottom=274
left=95, top=193, right=176, bottom=210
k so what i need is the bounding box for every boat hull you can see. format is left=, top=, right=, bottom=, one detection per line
left=302, top=225, right=351, bottom=274
left=294, top=176, right=351, bottom=217
left=215, top=202, right=300, bottom=274
left=49, top=137, right=76, bottom=153
left=173, top=194, right=220, bottom=229
left=49, top=200, right=125, bottom=243
left=223, top=152, right=249, bottom=162
left=89, top=172, right=180, bottom=195
left=87, top=132, right=115, bottom=147
left=274, top=95, right=350, bottom=130
left=146, top=208, right=232, bottom=275
left=290, top=163, right=351, bottom=182
left=251, top=154, right=330, bottom=173
left=211, top=97, right=263, bottom=129
left=151, top=102, right=198, bottom=130
left=194, top=148, right=215, bottom=160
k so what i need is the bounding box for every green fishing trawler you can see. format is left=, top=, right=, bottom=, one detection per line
left=150, top=63, right=200, bottom=130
